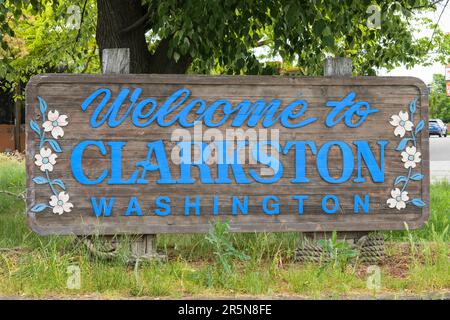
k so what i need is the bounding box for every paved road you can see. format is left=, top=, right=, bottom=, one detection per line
left=430, top=136, right=450, bottom=182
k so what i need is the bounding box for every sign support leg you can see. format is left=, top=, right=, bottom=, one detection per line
left=295, top=232, right=385, bottom=264
left=79, top=48, right=166, bottom=263
left=130, top=234, right=166, bottom=262
left=295, top=57, right=384, bottom=264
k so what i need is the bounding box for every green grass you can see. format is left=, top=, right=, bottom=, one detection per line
left=0, top=154, right=24, bottom=210
left=0, top=153, right=448, bottom=298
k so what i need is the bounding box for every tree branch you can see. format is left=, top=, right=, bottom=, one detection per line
left=255, top=39, right=272, bottom=47
left=120, top=11, right=151, bottom=34
left=75, top=0, right=89, bottom=44
left=427, top=0, right=449, bottom=51
left=406, top=0, right=443, bottom=11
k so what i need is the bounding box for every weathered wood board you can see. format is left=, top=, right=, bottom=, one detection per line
left=25, top=74, right=429, bottom=235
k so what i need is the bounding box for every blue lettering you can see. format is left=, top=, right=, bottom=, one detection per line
left=317, top=141, right=354, bottom=184
left=135, top=140, right=176, bottom=184
left=293, top=195, right=309, bottom=215
left=325, top=92, right=378, bottom=128
left=262, top=196, right=279, bottom=215
left=90, top=197, right=115, bottom=217
left=284, top=141, right=316, bottom=183
left=322, top=195, right=339, bottom=214
left=107, top=141, right=139, bottom=184
left=155, top=196, right=171, bottom=216
left=232, top=196, right=248, bottom=215
left=353, top=140, right=388, bottom=183
left=125, top=197, right=142, bottom=216
left=71, top=140, right=108, bottom=185
left=354, top=194, right=370, bottom=213
left=249, top=141, right=283, bottom=183
left=185, top=196, right=201, bottom=216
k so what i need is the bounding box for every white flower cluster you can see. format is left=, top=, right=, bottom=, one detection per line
left=43, top=110, right=68, bottom=139
left=389, top=111, right=413, bottom=138
left=386, top=188, right=409, bottom=210
left=401, top=146, right=421, bottom=169
left=387, top=110, right=421, bottom=211
left=49, top=192, right=73, bottom=215
left=34, top=110, right=73, bottom=215
left=34, top=147, right=57, bottom=172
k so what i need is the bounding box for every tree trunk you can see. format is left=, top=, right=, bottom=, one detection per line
left=96, top=0, right=151, bottom=73
left=96, top=0, right=191, bottom=74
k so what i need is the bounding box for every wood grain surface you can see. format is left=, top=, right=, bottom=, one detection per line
left=25, top=74, right=429, bottom=235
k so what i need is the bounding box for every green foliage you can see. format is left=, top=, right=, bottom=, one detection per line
left=0, top=0, right=99, bottom=97
left=317, top=231, right=359, bottom=271
left=205, top=220, right=249, bottom=274
left=144, top=0, right=448, bottom=75
left=430, top=74, right=450, bottom=123
left=1, top=0, right=448, bottom=92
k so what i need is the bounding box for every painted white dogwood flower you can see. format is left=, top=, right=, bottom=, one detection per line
left=401, top=146, right=422, bottom=169
left=386, top=188, right=409, bottom=210
left=49, top=192, right=73, bottom=215
left=389, top=111, right=413, bottom=137
left=34, top=147, right=57, bottom=172
left=43, top=110, right=68, bottom=139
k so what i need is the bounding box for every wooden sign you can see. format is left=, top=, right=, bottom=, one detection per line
left=446, top=82, right=450, bottom=97
left=25, top=75, right=429, bottom=235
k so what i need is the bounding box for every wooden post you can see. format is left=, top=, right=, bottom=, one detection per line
left=102, top=48, right=130, bottom=74
left=303, top=57, right=355, bottom=243
left=324, top=57, right=353, bottom=76
left=296, top=57, right=384, bottom=263
left=14, top=83, right=22, bottom=151
left=99, top=48, right=164, bottom=262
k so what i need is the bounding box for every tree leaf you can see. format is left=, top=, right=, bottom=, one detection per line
left=32, top=176, right=48, bottom=184
left=30, top=203, right=49, bottom=213
left=396, top=138, right=411, bottom=151
left=313, top=20, right=325, bottom=35
left=29, top=119, right=41, bottom=136
left=322, top=35, right=335, bottom=48
left=173, top=51, right=180, bottom=63
left=46, top=139, right=62, bottom=153
left=411, top=198, right=426, bottom=207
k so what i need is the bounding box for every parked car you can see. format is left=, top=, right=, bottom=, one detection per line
left=429, top=119, right=448, bottom=137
